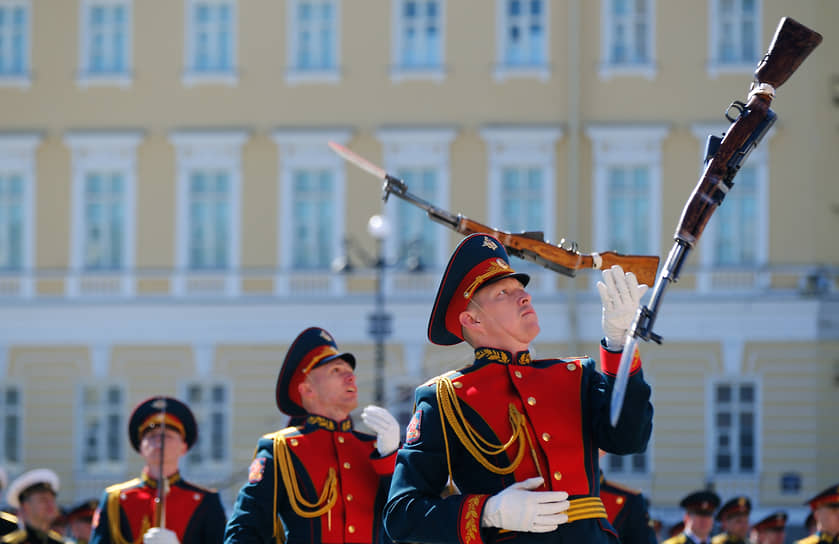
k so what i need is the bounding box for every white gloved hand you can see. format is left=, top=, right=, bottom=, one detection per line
left=597, top=265, right=649, bottom=350
left=143, top=528, right=180, bottom=544
left=361, top=405, right=400, bottom=456
left=481, top=477, right=570, bottom=533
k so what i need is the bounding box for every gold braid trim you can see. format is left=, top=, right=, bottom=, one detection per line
left=436, top=376, right=527, bottom=480
left=104, top=479, right=147, bottom=544
left=565, top=497, right=608, bottom=522
left=272, top=430, right=338, bottom=520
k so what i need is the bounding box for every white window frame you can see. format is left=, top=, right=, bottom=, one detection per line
left=706, top=377, right=761, bottom=480
left=598, top=0, right=656, bottom=80
left=75, top=380, right=127, bottom=479
left=65, top=132, right=141, bottom=298
left=481, top=126, right=562, bottom=294
left=77, top=0, right=133, bottom=88
left=285, top=0, right=341, bottom=85
left=707, top=0, right=762, bottom=78
left=183, top=0, right=238, bottom=86
left=494, top=0, right=550, bottom=81
left=587, top=124, right=667, bottom=288
left=0, top=378, right=24, bottom=472
left=390, top=0, right=446, bottom=83
left=180, top=378, right=232, bottom=480
left=273, top=128, right=350, bottom=296
left=0, top=0, right=31, bottom=88
left=691, top=123, right=771, bottom=293
left=0, top=133, right=39, bottom=298
left=376, top=127, right=456, bottom=293
left=170, top=130, right=246, bottom=296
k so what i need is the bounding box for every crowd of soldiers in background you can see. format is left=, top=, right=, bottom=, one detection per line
left=1, top=458, right=837, bottom=543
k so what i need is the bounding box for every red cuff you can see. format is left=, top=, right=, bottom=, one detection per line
left=370, top=449, right=397, bottom=476
left=600, top=343, right=641, bottom=377
left=459, top=494, right=489, bottom=544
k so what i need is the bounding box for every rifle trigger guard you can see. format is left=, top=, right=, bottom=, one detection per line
left=725, top=101, right=747, bottom=123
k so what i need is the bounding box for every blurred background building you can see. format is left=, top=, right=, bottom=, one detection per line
left=0, top=0, right=837, bottom=537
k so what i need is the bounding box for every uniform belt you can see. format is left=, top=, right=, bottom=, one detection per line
left=566, top=496, right=607, bottom=522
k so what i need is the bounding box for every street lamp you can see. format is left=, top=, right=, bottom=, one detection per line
left=366, top=214, right=392, bottom=405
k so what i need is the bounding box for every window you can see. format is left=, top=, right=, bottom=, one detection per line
left=77, top=383, right=125, bottom=475
left=184, top=0, right=236, bottom=84
left=286, top=0, right=340, bottom=83
left=78, top=0, right=132, bottom=86
left=0, top=134, right=39, bottom=296
left=482, top=126, right=562, bottom=291
left=692, top=123, right=770, bottom=291
left=708, top=0, right=761, bottom=76
left=391, top=0, right=445, bottom=81
left=599, top=0, right=656, bottom=79
left=711, top=380, right=758, bottom=474
left=605, top=451, right=649, bottom=475
left=0, top=383, right=22, bottom=468
left=182, top=381, right=230, bottom=471
left=66, top=132, right=140, bottom=296
left=587, top=125, right=667, bottom=264
left=495, top=0, right=549, bottom=80
left=273, top=129, right=350, bottom=294
left=171, top=131, right=246, bottom=295
left=378, top=128, right=455, bottom=284
left=0, top=0, right=29, bottom=85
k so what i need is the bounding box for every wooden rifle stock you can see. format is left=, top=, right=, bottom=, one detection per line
left=676, top=17, right=822, bottom=247
left=456, top=217, right=659, bottom=287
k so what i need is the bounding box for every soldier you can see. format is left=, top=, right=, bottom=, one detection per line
left=384, top=233, right=654, bottom=543
left=89, top=396, right=226, bottom=544
left=3, top=468, right=69, bottom=543
left=58, top=499, right=98, bottom=544
left=1, top=467, right=18, bottom=537
left=599, top=458, right=657, bottom=544
left=749, top=511, right=786, bottom=544
left=795, top=483, right=839, bottom=544
left=662, top=490, right=721, bottom=544
left=224, top=327, right=401, bottom=544
left=711, top=496, right=751, bottom=544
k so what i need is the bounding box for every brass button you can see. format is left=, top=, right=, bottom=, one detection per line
left=346, top=494, right=353, bottom=502
left=453, top=381, right=463, bottom=388
left=343, top=462, right=351, bottom=469
left=514, top=371, right=523, bottom=378
left=553, top=472, right=562, bottom=481
left=566, top=363, right=577, bottom=371
left=290, top=439, right=298, bottom=446
left=617, top=497, right=624, bottom=504
left=348, top=525, right=356, bottom=534
left=527, top=397, right=536, bottom=406
left=541, top=432, right=550, bottom=442
left=337, top=436, right=345, bottom=443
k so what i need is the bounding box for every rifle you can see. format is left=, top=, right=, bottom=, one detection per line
left=609, top=17, right=823, bottom=426
left=328, top=141, right=660, bottom=287
left=151, top=397, right=168, bottom=529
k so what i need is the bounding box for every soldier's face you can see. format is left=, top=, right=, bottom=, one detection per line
left=755, top=529, right=785, bottom=544
left=20, top=490, right=59, bottom=528
left=303, top=359, right=358, bottom=419
left=469, top=278, right=540, bottom=351
left=140, top=427, right=187, bottom=467
left=686, top=512, right=714, bottom=539
left=816, top=504, right=839, bottom=535
left=722, top=513, right=750, bottom=539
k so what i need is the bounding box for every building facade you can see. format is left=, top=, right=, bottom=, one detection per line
left=0, top=0, right=837, bottom=532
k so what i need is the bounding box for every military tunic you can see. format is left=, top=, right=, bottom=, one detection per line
left=711, top=532, right=747, bottom=544
left=384, top=344, right=653, bottom=544
left=89, top=471, right=225, bottom=544
left=599, top=473, right=657, bottom=544
left=0, top=525, right=68, bottom=544
left=224, top=415, right=396, bottom=544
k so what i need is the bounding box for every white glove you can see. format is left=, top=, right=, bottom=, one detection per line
left=597, top=265, right=649, bottom=350
left=143, top=528, right=180, bottom=544
left=361, top=405, right=400, bottom=456
left=481, top=477, right=570, bottom=533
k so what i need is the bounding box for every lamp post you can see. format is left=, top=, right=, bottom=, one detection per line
left=366, top=214, right=392, bottom=405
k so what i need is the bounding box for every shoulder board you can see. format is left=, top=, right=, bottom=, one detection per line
left=263, top=427, right=300, bottom=440
left=0, top=512, right=16, bottom=523
left=105, top=478, right=143, bottom=494
left=601, top=479, right=642, bottom=496
left=793, top=536, right=820, bottom=544
left=1, top=530, right=26, bottom=544
left=711, top=534, right=728, bottom=544
left=662, top=535, right=688, bottom=544
left=421, top=369, right=459, bottom=388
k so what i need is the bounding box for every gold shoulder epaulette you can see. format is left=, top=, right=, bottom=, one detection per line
left=1, top=530, right=26, bottom=544
left=662, top=534, right=688, bottom=544
left=105, top=478, right=142, bottom=494
left=0, top=511, right=16, bottom=524
left=793, top=535, right=820, bottom=544
left=422, top=369, right=459, bottom=388
left=711, top=534, right=729, bottom=544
